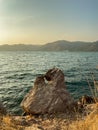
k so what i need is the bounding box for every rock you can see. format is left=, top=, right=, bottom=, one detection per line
left=78, top=95, right=96, bottom=105
left=21, top=68, right=74, bottom=115
left=76, top=95, right=97, bottom=114
left=0, top=101, right=6, bottom=115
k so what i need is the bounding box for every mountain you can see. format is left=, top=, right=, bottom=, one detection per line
left=0, top=44, right=41, bottom=51
left=0, top=40, right=98, bottom=51
left=40, top=40, right=98, bottom=51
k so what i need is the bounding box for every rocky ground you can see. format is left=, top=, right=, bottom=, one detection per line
left=0, top=103, right=98, bottom=130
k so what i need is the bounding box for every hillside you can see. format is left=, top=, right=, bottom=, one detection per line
left=40, top=40, right=98, bottom=51
left=0, top=44, right=41, bottom=51
left=0, top=40, right=98, bottom=51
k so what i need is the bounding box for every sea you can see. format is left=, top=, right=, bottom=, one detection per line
left=0, top=51, right=98, bottom=115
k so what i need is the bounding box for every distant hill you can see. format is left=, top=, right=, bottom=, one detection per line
left=0, top=40, right=98, bottom=51
left=0, top=44, right=41, bottom=51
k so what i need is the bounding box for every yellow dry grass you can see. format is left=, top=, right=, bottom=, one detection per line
left=0, top=104, right=98, bottom=130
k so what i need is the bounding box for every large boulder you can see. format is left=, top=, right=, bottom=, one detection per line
left=21, top=68, right=74, bottom=115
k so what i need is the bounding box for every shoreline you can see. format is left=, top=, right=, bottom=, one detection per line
left=0, top=102, right=98, bottom=130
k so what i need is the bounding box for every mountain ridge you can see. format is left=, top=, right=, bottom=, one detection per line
left=0, top=40, right=98, bottom=51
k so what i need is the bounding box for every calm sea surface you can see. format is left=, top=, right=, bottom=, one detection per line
left=0, top=51, right=98, bottom=114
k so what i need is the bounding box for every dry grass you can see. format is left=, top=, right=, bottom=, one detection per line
left=0, top=103, right=98, bottom=130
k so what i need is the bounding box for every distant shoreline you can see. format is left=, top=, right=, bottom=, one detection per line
left=0, top=40, right=98, bottom=51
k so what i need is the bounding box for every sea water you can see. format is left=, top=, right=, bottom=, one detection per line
left=0, top=51, right=98, bottom=114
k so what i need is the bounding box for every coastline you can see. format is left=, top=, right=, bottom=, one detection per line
left=0, top=103, right=98, bottom=130
left=0, top=68, right=98, bottom=130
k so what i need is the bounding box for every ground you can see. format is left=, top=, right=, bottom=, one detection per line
left=0, top=103, right=98, bottom=130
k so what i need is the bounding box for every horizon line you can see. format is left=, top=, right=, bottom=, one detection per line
left=0, top=39, right=98, bottom=45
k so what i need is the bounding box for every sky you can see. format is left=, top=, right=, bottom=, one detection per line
left=0, top=0, right=98, bottom=45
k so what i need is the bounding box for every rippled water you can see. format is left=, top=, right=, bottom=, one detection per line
left=0, top=51, right=98, bottom=114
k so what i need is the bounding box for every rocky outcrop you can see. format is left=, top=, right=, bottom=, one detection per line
left=0, top=101, right=6, bottom=115
left=78, top=95, right=97, bottom=105
left=21, top=68, right=74, bottom=115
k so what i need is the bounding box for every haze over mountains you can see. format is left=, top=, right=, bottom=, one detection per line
left=0, top=40, right=98, bottom=51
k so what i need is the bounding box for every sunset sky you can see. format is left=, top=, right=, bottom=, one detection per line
left=0, top=0, right=98, bottom=45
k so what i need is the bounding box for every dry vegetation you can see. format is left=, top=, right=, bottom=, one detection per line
left=0, top=103, right=98, bottom=130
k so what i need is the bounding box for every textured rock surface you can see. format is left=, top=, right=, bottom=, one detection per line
left=78, top=95, right=96, bottom=105
left=0, top=101, right=6, bottom=115
left=21, top=68, right=74, bottom=115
